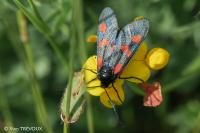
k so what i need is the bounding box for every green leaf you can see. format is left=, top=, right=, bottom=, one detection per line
left=14, top=0, right=68, bottom=71
left=14, top=0, right=50, bottom=34
left=60, top=71, right=86, bottom=123
left=166, top=100, right=200, bottom=133
left=194, top=10, right=200, bottom=20
left=182, top=54, right=200, bottom=75
left=125, top=81, right=145, bottom=96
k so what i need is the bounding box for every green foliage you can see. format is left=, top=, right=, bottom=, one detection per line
left=166, top=100, right=200, bottom=133
left=0, top=0, right=200, bottom=133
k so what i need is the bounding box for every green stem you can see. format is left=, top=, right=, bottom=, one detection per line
left=86, top=94, right=95, bottom=133
left=64, top=10, right=76, bottom=133
left=17, top=11, right=53, bottom=133
left=75, top=0, right=94, bottom=132
left=63, top=124, right=67, bottom=133
left=64, top=30, right=75, bottom=133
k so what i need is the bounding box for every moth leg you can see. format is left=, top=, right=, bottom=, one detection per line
left=119, top=76, right=144, bottom=83
left=112, top=83, right=123, bottom=104
left=103, top=88, right=124, bottom=126
left=86, top=77, right=97, bottom=85
left=87, top=86, right=101, bottom=89
left=82, top=68, right=97, bottom=74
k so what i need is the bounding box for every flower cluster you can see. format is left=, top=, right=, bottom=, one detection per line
left=84, top=36, right=169, bottom=108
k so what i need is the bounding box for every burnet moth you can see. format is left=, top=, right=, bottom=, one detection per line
left=85, top=7, right=149, bottom=123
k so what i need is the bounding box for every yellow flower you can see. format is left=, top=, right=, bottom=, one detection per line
left=83, top=42, right=170, bottom=108
left=145, top=48, right=170, bottom=70
left=83, top=56, right=103, bottom=96
left=100, top=79, right=125, bottom=108
left=133, top=41, right=148, bottom=60
left=86, top=35, right=97, bottom=43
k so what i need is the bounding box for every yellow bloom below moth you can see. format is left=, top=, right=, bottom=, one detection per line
left=83, top=56, right=103, bottom=96
left=83, top=43, right=152, bottom=107
left=100, top=79, right=125, bottom=108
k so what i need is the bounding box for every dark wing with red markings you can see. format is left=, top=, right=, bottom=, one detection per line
left=97, top=7, right=119, bottom=72
left=109, top=18, right=149, bottom=76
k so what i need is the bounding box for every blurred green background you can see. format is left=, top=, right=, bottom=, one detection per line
left=0, top=0, right=200, bottom=133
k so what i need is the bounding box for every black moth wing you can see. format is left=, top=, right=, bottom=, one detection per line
left=97, top=7, right=119, bottom=72
left=108, top=18, right=149, bottom=77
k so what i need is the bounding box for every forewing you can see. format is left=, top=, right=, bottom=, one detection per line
left=97, top=7, right=118, bottom=72
left=111, top=18, right=149, bottom=75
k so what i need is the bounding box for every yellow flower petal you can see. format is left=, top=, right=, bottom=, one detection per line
left=145, top=48, right=170, bottom=70
left=133, top=42, right=148, bottom=60
left=100, top=79, right=125, bottom=108
left=87, top=85, right=105, bottom=96
left=83, top=56, right=97, bottom=83
left=83, top=56, right=104, bottom=96
left=86, top=35, right=97, bottom=43
left=119, top=42, right=149, bottom=83
left=83, top=56, right=97, bottom=69
left=121, top=61, right=151, bottom=83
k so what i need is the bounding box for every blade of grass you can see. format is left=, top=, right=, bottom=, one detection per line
left=3, top=20, right=28, bottom=68
left=17, top=11, right=53, bottom=133
left=28, top=0, right=44, bottom=23
left=0, top=70, right=15, bottom=133
left=14, top=0, right=68, bottom=71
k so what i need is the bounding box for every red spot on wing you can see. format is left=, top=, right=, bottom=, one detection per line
left=131, top=35, right=142, bottom=44
left=99, top=39, right=109, bottom=47
left=99, top=23, right=107, bottom=32
left=120, top=45, right=132, bottom=57
left=97, top=56, right=103, bottom=69
left=114, top=63, right=123, bottom=74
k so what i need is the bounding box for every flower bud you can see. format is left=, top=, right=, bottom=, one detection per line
left=86, top=35, right=97, bottom=43
left=145, top=48, right=170, bottom=70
